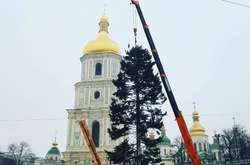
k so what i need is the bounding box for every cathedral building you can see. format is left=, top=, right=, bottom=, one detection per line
left=189, top=111, right=222, bottom=164
left=189, top=111, right=209, bottom=155
left=62, top=14, right=121, bottom=165
left=148, top=124, right=174, bottom=165
left=41, top=138, right=63, bottom=165
left=173, top=110, right=222, bottom=164
left=158, top=125, right=174, bottom=165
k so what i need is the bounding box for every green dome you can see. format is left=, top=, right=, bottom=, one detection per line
left=160, top=133, right=171, bottom=145
left=210, top=143, right=219, bottom=150
left=198, top=151, right=207, bottom=159
left=231, top=134, right=240, bottom=148
left=47, top=147, right=60, bottom=155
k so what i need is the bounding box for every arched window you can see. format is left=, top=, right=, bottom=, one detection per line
left=204, top=143, right=207, bottom=152
left=194, top=143, right=197, bottom=151
left=199, top=143, right=202, bottom=151
left=95, top=63, right=102, bottom=75
left=92, top=121, right=100, bottom=147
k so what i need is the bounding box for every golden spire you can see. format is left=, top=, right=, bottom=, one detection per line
left=99, top=15, right=109, bottom=33
left=192, top=111, right=200, bottom=122
left=189, top=103, right=207, bottom=136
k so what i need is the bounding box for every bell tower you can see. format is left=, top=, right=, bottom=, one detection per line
left=63, top=14, right=121, bottom=165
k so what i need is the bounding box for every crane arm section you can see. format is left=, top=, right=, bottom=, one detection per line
left=131, top=1, right=201, bottom=164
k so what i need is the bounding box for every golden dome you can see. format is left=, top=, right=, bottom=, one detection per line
left=83, top=15, right=120, bottom=55
left=189, top=111, right=207, bottom=136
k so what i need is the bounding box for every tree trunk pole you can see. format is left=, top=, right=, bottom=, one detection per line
left=136, top=89, right=141, bottom=165
left=135, top=52, right=141, bottom=165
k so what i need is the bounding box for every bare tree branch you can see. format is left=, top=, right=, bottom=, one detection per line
left=7, top=141, right=35, bottom=165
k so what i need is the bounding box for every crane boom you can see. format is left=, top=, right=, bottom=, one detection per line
left=79, top=119, right=102, bottom=165
left=131, top=1, right=201, bottom=164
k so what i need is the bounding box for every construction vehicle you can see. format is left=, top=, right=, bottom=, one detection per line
left=131, top=0, right=201, bottom=164
left=79, top=119, right=102, bottom=165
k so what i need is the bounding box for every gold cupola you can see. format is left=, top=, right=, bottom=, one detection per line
left=189, top=111, right=207, bottom=136
left=83, top=15, right=120, bottom=55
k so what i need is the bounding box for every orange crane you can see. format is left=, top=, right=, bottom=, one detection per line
left=79, top=1, right=200, bottom=164
left=79, top=119, right=102, bottom=165
left=131, top=0, right=201, bottom=164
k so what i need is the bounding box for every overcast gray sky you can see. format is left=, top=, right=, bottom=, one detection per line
left=0, top=0, right=250, bottom=157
